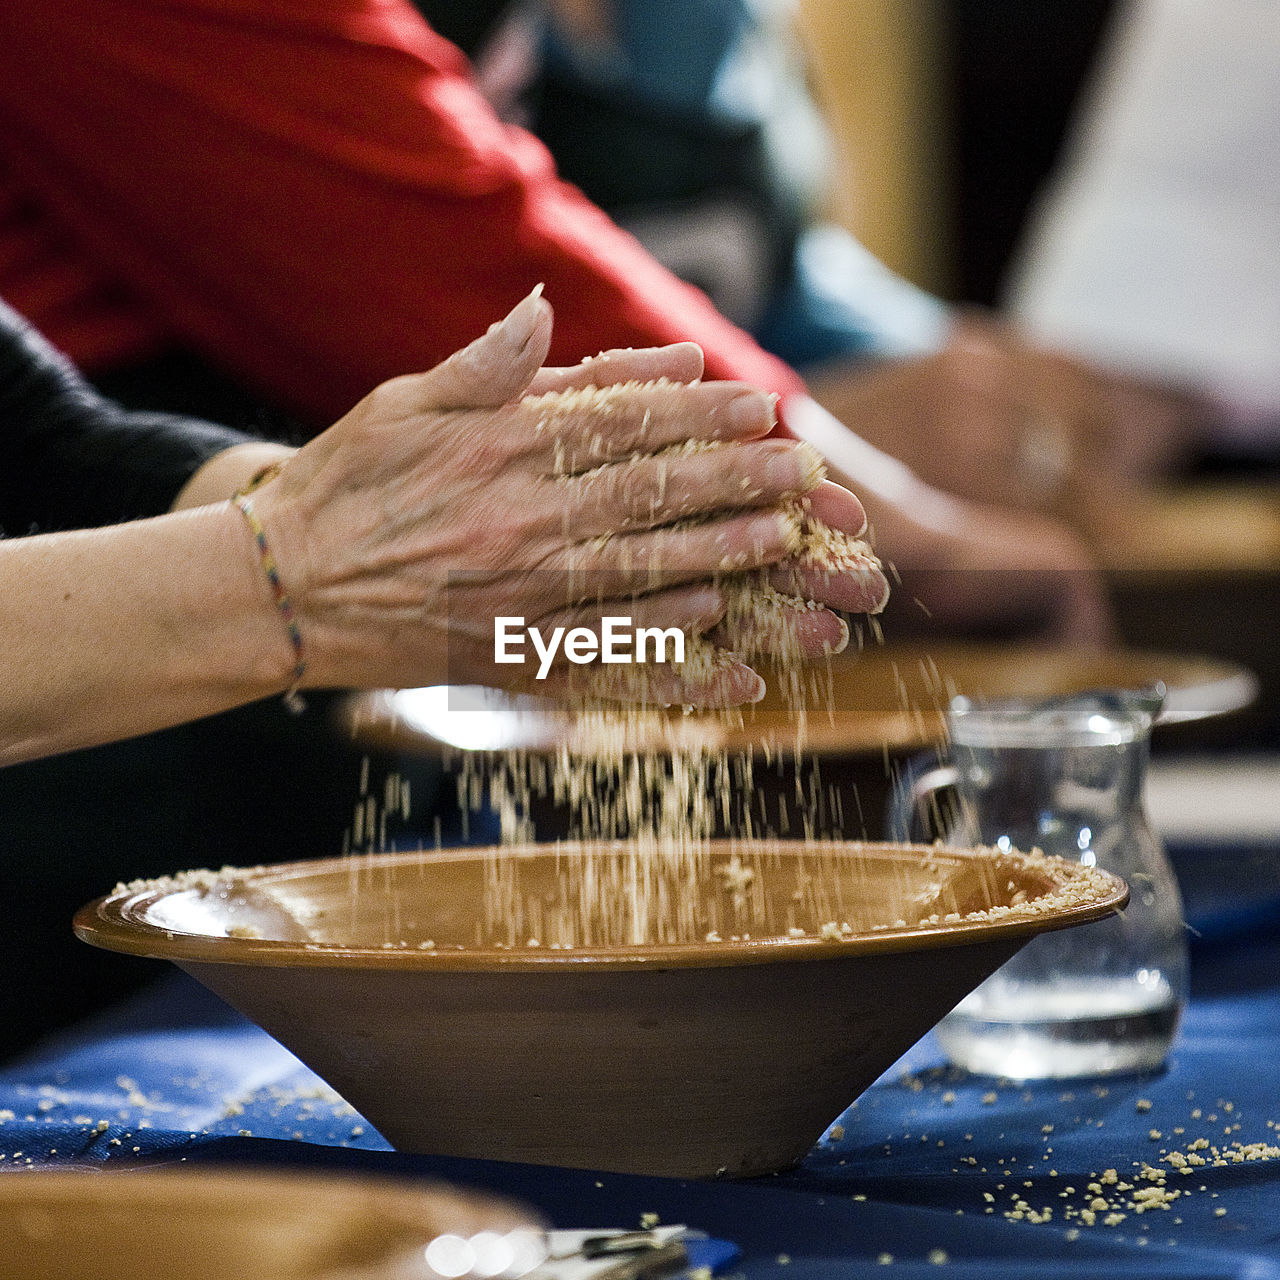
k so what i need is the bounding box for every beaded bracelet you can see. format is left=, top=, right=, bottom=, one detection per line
left=239, top=459, right=287, bottom=494
left=233, top=474, right=306, bottom=714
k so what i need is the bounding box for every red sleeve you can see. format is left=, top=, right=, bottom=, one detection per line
left=0, top=0, right=804, bottom=423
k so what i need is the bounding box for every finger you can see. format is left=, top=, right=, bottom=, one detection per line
left=800, top=479, right=868, bottom=538
left=525, top=582, right=727, bottom=640
left=521, top=380, right=777, bottom=469
left=766, top=525, right=891, bottom=613
left=709, top=587, right=850, bottom=660
left=396, top=287, right=554, bottom=412
left=766, top=564, right=890, bottom=615
left=527, top=342, right=705, bottom=394
left=536, top=647, right=767, bottom=709
left=550, top=440, right=826, bottom=537
left=549, top=507, right=804, bottom=595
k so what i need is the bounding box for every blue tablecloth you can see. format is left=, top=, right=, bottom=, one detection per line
left=3, top=923, right=1279, bottom=1278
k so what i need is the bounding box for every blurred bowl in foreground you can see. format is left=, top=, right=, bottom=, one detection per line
left=76, top=841, right=1126, bottom=1178
left=0, top=1167, right=543, bottom=1280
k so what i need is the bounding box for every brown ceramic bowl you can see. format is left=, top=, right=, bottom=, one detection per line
left=0, top=1167, right=542, bottom=1280
left=76, top=841, right=1127, bottom=1178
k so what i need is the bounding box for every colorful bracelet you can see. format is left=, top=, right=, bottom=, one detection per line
left=239, top=459, right=288, bottom=495
left=233, top=491, right=307, bottom=714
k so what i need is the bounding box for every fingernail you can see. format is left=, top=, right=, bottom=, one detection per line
left=870, top=568, right=891, bottom=613
left=709, top=663, right=767, bottom=706
left=724, top=390, right=773, bottom=437
left=486, top=283, right=546, bottom=352
left=828, top=614, right=850, bottom=655
left=689, top=585, right=727, bottom=630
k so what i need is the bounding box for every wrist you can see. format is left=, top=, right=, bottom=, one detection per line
left=171, top=442, right=297, bottom=512
left=157, top=502, right=310, bottom=705
left=231, top=489, right=309, bottom=710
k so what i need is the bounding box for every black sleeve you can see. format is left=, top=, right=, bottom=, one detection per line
left=411, top=0, right=515, bottom=59
left=0, top=298, right=258, bottom=535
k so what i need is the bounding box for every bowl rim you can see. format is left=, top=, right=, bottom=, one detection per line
left=74, top=840, right=1128, bottom=972
left=0, top=1163, right=526, bottom=1212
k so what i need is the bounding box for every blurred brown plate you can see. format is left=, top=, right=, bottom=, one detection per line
left=341, top=643, right=1256, bottom=759
left=0, top=1167, right=542, bottom=1280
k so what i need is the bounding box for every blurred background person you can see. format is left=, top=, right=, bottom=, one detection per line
left=1008, top=0, right=1280, bottom=479
left=1002, top=0, right=1280, bottom=754
left=486, top=0, right=1276, bottom=722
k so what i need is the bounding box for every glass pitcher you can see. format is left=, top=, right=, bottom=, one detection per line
left=892, top=688, right=1188, bottom=1079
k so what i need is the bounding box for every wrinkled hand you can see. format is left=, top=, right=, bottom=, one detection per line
left=251, top=291, right=887, bottom=705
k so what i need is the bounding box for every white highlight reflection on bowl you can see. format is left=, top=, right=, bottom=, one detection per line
left=390, top=686, right=564, bottom=752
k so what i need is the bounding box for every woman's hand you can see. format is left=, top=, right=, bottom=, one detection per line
left=250, top=291, right=888, bottom=705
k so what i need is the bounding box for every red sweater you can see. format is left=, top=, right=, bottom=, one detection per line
left=0, top=0, right=804, bottom=425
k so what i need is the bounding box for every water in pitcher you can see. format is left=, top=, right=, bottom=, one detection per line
left=938, top=975, right=1181, bottom=1079
left=929, top=690, right=1188, bottom=1079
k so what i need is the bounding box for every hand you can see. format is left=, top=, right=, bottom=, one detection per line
left=865, top=488, right=1115, bottom=647
left=784, top=394, right=1113, bottom=646
left=803, top=312, right=1198, bottom=525
left=250, top=291, right=888, bottom=705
